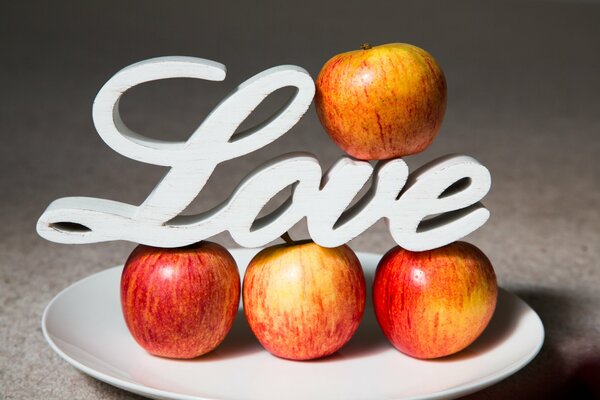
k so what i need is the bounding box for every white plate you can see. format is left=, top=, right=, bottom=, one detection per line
left=42, top=249, right=544, bottom=400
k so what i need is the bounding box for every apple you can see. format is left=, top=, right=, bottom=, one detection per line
left=315, top=43, right=447, bottom=160
left=373, top=241, right=497, bottom=359
left=243, top=240, right=366, bottom=360
left=120, top=241, right=240, bottom=359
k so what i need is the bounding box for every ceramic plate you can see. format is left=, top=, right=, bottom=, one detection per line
left=42, top=249, right=544, bottom=400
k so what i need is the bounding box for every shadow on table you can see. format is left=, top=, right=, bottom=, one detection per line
left=462, top=287, right=600, bottom=399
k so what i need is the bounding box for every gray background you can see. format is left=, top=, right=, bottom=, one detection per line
left=1, top=0, right=599, bottom=398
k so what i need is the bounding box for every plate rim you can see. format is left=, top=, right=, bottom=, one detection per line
left=42, top=250, right=545, bottom=400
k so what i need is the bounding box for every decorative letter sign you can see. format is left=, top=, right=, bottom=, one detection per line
left=36, top=56, right=491, bottom=251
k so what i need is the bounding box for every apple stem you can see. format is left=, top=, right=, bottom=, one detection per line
left=361, top=43, right=372, bottom=50
left=280, top=232, right=295, bottom=245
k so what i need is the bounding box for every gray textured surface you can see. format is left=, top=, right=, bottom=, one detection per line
left=1, top=0, right=599, bottom=398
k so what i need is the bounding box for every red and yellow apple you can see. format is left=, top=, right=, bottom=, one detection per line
left=120, top=241, right=240, bottom=359
left=243, top=240, right=366, bottom=360
left=373, top=241, right=497, bottom=359
left=315, top=43, right=447, bottom=160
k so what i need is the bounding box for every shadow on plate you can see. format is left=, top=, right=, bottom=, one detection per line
left=300, top=268, right=391, bottom=363
left=187, top=309, right=263, bottom=361
left=195, top=266, right=391, bottom=363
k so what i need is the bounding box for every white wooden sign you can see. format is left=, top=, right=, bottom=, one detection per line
left=36, top=56, right=491, bottom=251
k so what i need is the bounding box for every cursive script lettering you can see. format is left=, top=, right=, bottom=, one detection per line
left=37, top=57, right=491, bottom=251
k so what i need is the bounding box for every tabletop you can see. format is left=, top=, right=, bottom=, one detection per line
left=1, top=0, right=599, bottom=398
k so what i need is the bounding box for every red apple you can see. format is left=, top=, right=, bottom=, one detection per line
left=315, top=43, right=447, bottom=160
left=373, top=241, right=497, bottom=359
left=243, top=240, right=366, bottom=360
left=120, top=241, right=240, bottom=359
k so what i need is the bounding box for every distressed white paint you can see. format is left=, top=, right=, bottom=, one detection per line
left=36, top=56, right=491, bottom=251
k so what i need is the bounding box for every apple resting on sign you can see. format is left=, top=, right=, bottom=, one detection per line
left=120, top=241, right=240, bottom=359
left=315, top=43, right=447, bottom=160
left=373, top=241, right=497, bottom=359
left=243, top=237, right=366, bottom=360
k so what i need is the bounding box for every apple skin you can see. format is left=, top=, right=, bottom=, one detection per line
left=243, top=241, right=366, bottom=360
left=120, top=241, right=240, bottom=359
left=373, top=242, right=497, bottom=359
left=315, top=43, right=447, bottom=160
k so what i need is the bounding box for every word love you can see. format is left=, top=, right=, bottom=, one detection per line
left=37, top=57, right=491, bottom=251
